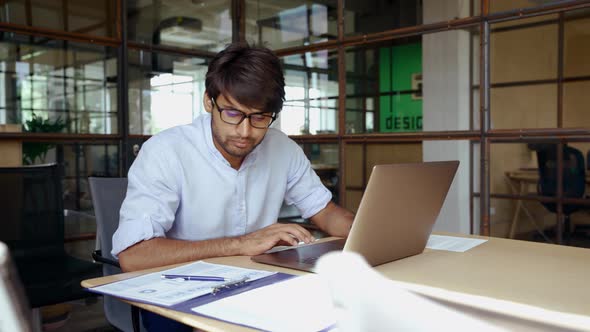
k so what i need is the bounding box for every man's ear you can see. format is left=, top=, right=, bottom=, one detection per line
left=203, top=92, right=212, bottom=113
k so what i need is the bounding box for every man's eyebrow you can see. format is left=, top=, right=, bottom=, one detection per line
left=219, top=102, right=269, bottom=114
left=217, top=102, right=240, bottom=110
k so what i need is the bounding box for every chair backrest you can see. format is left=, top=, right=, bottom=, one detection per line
left=89, top=177, right=142, bottom=332
left=535, top=145, right=585, bottom=198
left=88, top=177, right=128, bottom=270
left=0, top=163, right=65, bottom=260
left=0, top=242, right=32, bottom=332
left=534, top=144, right=585, bottom=214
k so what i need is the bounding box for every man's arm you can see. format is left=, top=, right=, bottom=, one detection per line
left=118, top=223, right=314, bottom=271
left=309, top=201, right=354, bottom=237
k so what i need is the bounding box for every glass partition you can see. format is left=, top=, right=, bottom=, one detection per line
left=489, top=13, right=558, bottom=130
left=0, top=35, right=118, bottom=135
left=128, top=49, right=210, bottom=135
left=489, top=0, right=568, bottom=13
left=564, top=11, right=590, bottom=78
left=279, top=142, right=339, bottom=222
left=128, top=0, right=232, bottom=52
left=344, top=27, right=476, bottom=134
left=302, top=142, right=339, bottom=201
left=564, top=81, right=590, bottom=129
left=491, top=17, right=558, bottom=84
left=279, top=50, right=338, bottom=135
left=344, top=142, right=423, bottom=211
left=343, top=0, right=422, bottom=37
left=489, top=141, right=590, bottom=241
left=0, top=0, right=117, bottom=38
left=14, top=141, right=120, bottom=210
left=344, top=41, right=422, bottom=134
left=245, top=0, right=337, bottom=50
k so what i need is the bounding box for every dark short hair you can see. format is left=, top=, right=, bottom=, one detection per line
left=205, top=43, right=285, bottom=114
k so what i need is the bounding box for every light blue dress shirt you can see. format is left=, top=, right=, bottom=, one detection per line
left=112, top=113, right=332, bottom=257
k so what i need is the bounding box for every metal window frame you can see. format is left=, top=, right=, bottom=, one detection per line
left=0, top=0, right=589, bottom=243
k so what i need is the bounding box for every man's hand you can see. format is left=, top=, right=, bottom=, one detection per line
left=236, top=223, right=314, bottom=256
left=119, top=223, right=315, bottom=271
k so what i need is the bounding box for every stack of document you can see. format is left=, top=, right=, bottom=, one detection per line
left=193, top=274, right=336, bottom=332
left=89, top=261, right=276, bottom=307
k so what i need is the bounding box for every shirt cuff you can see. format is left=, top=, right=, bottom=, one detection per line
left=111, top=214, right=165, bottom=258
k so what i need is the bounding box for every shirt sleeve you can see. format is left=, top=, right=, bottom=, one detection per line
left=111, top=137, right=181, bottom=257
left=283, top=142, right=332, bottom=219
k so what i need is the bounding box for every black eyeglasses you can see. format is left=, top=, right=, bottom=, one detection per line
left=211, top=98, right=276, bottom=129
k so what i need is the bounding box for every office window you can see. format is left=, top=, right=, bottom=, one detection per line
left=128, top=49, right=210, bottom=135
left=489, top=14, right=559, bottom=130
left=344, top=142, right=423, bottom=211
left=491, top=84, right=557, bottom=129
left=299, top=142, right=339, bottom=202
left=344, top=45, right=378, bottom=134
left=244, top=0, right=337, bottom=50
left=343, top=0, right=422, bottom=37
left=0, top=0, right=117, bottom=38
left=345, top=28, right=476, bottom=134
left=128, top=0, right=232, bottom=52
left=0, top=35, right=118, bottom=135
left=489, top=0, right=567, bottom=13
left=280, top=50, right=338, bottom=135
left=563, top=81, right=590, bottom=129
left=16, top=142, right=120, bottom=211
left=564, top=11, right=590, bottom=78
left=491, top=19, right=558, bottom=84
left=63, top=143, right=119, bottom=208
left=487, top=141, right=590, bottom=241
left=422, top=0, right=472, bottom=24
left=563, top=10, right=590, bottom=130
left=346, top=40, right=425, bottom=134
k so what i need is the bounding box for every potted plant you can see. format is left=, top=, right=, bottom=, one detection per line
left=22, top=113, right=67, bottom=165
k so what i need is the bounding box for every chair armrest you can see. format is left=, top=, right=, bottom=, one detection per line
left=92, top=250, right=121, bottom=268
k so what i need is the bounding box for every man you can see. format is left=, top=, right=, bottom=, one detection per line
left=112, top=43, right=354, bottom=330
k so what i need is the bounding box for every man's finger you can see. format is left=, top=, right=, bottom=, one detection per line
left=274, top=224, right=313, bottom=242
left=277, top=232, right=299, bottom=246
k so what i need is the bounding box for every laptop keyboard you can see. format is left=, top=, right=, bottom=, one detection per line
left=298, top=256, right=321, bottom=264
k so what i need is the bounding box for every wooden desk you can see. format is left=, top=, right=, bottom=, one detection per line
left=83, top=235, right=590, bottom=331
left=505, top=169, right=590, bottom=239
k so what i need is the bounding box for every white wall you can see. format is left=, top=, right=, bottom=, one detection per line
left=422, top=0, right=472, bottom=234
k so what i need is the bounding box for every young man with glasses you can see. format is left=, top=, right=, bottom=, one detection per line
left=111, top=43, right=354, bottom=330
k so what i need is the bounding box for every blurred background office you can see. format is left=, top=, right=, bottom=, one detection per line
left=0, top=0, right=589, bottom=331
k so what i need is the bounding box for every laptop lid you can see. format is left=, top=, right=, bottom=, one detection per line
left=252, top=161, right=459, bottom=270
left=343, top=160, right=459, bottom=266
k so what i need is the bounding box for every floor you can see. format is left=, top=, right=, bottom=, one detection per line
left=43, top=297, right=116, bottom=332
left=47, top=235, right=117, bottom=332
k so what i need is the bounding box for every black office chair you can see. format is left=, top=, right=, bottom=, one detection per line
left=0, top=163, right=102, bottom=308
left=89, top=177, right=142, bottom=332
left=531, top=144, right=586, bottom=243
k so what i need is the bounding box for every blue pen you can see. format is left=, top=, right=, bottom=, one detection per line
left=160, top=274, right=229, bottom=281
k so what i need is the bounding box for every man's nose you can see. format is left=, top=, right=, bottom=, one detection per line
left=236, top=117, right=253, bottom=137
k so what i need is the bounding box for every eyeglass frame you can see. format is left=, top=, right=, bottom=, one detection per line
left=210, top=98, right=277, bottom=129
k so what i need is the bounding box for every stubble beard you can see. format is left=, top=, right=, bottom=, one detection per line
left=211, top=123, right=261, bottom=159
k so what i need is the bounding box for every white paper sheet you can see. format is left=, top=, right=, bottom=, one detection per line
left=426, top=234, right=487, bottom=252
left=91, top=261, right=275, bottom=306
left=192, top=274, right=336, bottom=332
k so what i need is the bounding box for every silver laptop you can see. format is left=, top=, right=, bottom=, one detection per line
left=252, top=161, right=459, bottom=272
